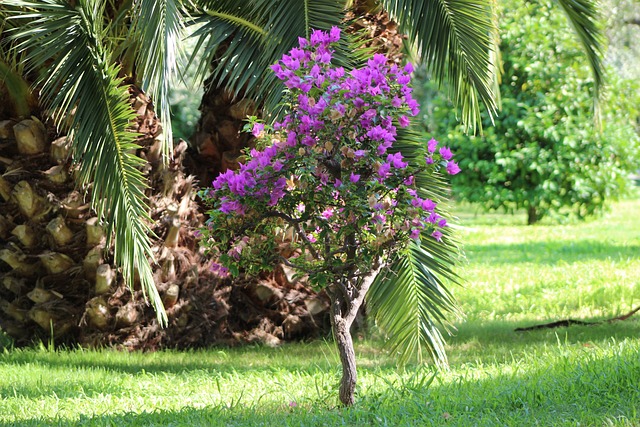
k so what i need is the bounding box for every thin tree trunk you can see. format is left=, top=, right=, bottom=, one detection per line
left=327, top=266, right=380, bottom=406
left=330, top=294, right=357, bottom=406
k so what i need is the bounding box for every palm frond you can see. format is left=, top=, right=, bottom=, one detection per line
left=189, top=0, right=350, bottom=115
left=5, top=0, right=166, bottom=324
left=187, top=1, right=266, bottom=101
left=553, top=0, right=604, bottom=113
left=368, top=240, right=461, bottom=365
left=367, top=127, right=462, bottom=365
left=130, top=0, right=186, bottom=158
left=381, top=0, right=499, bottom=132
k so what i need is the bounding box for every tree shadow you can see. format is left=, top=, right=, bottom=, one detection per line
left=465, top=240, right=640, bottom=265
left=446, top=317, right=640, bottom=366
left=2, top=335, right=639, bottom=426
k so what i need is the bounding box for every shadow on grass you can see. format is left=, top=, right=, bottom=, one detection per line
left=2, top=318, right=639, bottom=408
left=0, top=341, right=340, bottom=374
left=2, top=334, right=639, bottom=426
left=465, top=240, right=640, bottom=265
left=447, top=318, right=640, bottom=366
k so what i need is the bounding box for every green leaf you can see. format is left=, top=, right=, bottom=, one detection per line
left=131, top=0, right=187, bottom=158
left=188, top=0, right=351, bottom=115
left=381, top=0, right=499, bottom=132
left=4, top=0, right=167, bottom=325
left=554, top=0, right=605, bottom=114
left=368, top=239, right=461, bottom=366
left=368, top=127, right=462, bottom=365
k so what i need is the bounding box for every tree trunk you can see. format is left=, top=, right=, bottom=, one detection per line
left=332, top=307, right=357, bottom=406
left=527, top=205, right=539, bottom=225
left=326, top=274, right=375, bottom=407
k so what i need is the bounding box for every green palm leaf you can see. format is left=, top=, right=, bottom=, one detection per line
left=4, top=0, right=166, bottom=324
left=189, top=0, right=350, bottom=114
left=381, top=0, right=499, bottom=132
left=369, top=240, right=460, bottom=365
left=0, top=7, right=35, bottom=117
left=554, top=0, right=604, bottom=108
left=131, top=0, right=186, bottom=157
left=368, top=128, right=462, bottom=365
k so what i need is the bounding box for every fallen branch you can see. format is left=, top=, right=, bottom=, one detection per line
left=515, top=305, right=640, bottom=332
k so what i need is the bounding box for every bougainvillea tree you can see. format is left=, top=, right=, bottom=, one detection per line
left=199, top=28, right=459, bottom=406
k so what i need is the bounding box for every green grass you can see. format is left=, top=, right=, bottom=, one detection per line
left=2, top=196, right=640, bottom=426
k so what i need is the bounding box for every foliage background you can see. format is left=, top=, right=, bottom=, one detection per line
left=418, top=0, right=640, bottom=224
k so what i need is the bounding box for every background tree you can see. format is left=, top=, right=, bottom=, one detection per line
left=422, top=0, right=640, bottom=224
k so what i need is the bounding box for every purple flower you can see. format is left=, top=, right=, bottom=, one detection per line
left=397, top=74, right=410, bottom=85
left=427, top=138, right=438, bottom=153
left=272, top=160, right=284, bottom=172
left=439, top=146, right=453, bottom=160
left=425, top=156, right=434, bottom=165
left=407, top=98, right=420, bottom=115
left=410, top=228, right=421, bottom=239
left=316, top=50, right=332, bottom=63
left=363, top=109, right=376, bottom=120
left=422, top=199, right=437, bottom=211
left=310, top=29, right=328, bottom=46
left=387, top=152, right=408, bottom=169
left=220, top=199, right=245, bottom=215
left=329, top=26, right=341, bottom=42
left=398, top=115, right=410, bottom=128
left=377, top=162, right=391, bottom=178
left=307, top=234, right=317, bottom=243
left=334, top=179, right=342, bottom=188
left=446, top=160, right=461, bottom=175
left=404, top=175, right=414, bottom=186
left=354, top=149, right=367, bottom=160
left=252, top=123, right=264, bottom=137
left=377, top=140, right=393, bottom=155
left=404, top=63, right=414, bottom=74
left=282, top=55, right=301, bottom=71
left=321, top=208, right=334, bottom=220
left=372, top=213, right=386, bottom=224
left=368, top=53, right=387, bottom=68
left=210, top=262, right=230, bottom=278
left=302, top=135, right=316, bottom=146
left=432, top=230, right=443, bottom=242
left=350, top=172, right=360, bottom=183
left=287, top=131, right=298, bottom=146
left=438, top=218, right=447, bottom=227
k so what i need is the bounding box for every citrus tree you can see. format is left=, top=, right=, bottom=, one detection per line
left=424, top=0, right=639, bottom=224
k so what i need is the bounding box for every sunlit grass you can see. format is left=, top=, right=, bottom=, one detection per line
left=1, top=195, right=639, bottom=426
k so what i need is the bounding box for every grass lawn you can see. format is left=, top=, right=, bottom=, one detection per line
left=1, top=195, right=639, bottom=426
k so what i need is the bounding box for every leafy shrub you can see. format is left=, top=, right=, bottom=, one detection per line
left=422, top=0, right=640, bottom=224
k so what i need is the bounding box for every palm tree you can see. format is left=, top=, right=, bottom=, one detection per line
left=0, top=0, right=603, bottom=361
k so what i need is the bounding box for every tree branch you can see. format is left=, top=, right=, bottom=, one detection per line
left=344, top=262, right=382, bottom=327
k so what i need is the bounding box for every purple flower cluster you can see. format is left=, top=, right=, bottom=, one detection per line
left=201, top=28, right=461, bottom=278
